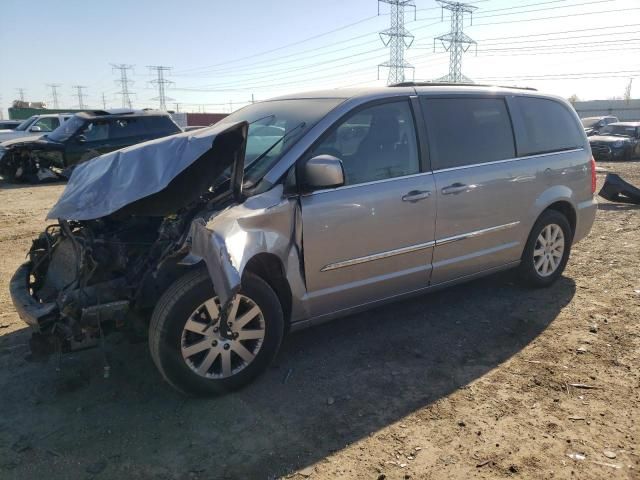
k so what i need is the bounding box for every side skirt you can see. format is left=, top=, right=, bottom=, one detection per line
left=289, top=260, right=521, bottom=332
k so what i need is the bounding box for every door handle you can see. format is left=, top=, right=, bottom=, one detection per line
left=441, top=183, right=468, bottom=195
left=402, top=190, right=431, bottom=202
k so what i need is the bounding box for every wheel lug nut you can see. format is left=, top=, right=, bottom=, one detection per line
left=233, top=332, right=239, bottom=339
left=211, top=340, right=218, bottom=347
left=223, top=343, right=230, bottom=350
left=213, top=327, right=219, bottom=332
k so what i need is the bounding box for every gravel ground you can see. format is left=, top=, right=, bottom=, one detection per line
left=0, top=161, right=638, bottom=480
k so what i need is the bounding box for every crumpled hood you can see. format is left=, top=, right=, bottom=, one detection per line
left=47, top=121, right=248, bottom=221
left=0, top=135, right=50, bottom=148
left=589, top=135, right=631, bottom=143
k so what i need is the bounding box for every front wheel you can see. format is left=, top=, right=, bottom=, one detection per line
left=149, top=268, right=284, bottom=395
left=517, top=210, right=572, bottom=288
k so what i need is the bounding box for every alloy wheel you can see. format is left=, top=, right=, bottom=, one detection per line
left=533, top=223, right=565, bottom=277
left=180, top=295, right=265, bottom=379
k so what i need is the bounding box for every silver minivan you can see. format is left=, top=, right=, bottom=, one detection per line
left=11, top=84, right=597, bottom=395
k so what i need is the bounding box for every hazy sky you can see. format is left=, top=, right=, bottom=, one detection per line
left=1, top=0, right=639, bottom=116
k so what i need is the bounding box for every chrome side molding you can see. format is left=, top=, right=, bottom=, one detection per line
left=321, top=221, right=520, bottom=272
left=320, top=241, right=436, bottom=272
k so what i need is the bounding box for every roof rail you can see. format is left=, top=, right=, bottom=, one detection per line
left=391, top=82, right=537, bottom=91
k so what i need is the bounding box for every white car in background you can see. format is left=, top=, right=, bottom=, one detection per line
left=0, top=114, right=73, bottom=142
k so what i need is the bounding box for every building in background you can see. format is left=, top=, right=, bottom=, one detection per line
left=573, top=99, right=640, bottom=121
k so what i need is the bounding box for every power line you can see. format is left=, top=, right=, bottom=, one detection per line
left=72, top=85, right=88, bottom=109
left=472, top=5, right=640, bottom=27
left=148, top=65, right=174, bottom=111
left=111, top=63, right=135, bottom=109
left=435, top=1, right=477, bottom=83
left=174, top=14, right=382, bottom=75
left=46, top=84, right=61, bottom=109
left=173, top=49, right=386, bottom=92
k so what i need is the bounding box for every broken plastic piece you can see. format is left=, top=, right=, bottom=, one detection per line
left=598, top=173, right=640, bottom=204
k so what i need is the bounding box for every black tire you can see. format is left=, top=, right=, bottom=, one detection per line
left=149, top=268, right=284, bottom=396
left=517, top=209, right=573, bottom=288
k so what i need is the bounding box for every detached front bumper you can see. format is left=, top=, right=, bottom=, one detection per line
left=9, top=262, right=58, bottom=332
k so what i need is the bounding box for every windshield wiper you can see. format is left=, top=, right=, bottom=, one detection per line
left=246, top=121, right=306, bottom=172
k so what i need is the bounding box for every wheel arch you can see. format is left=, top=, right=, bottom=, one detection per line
left=243, top=252, right=293, bottom=327
left=531, top=186, right=577, bottom=238
left=544, top=200, right=576, bottom=238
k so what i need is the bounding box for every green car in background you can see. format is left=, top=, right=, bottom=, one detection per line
left=0, top=109, right=182, bottom=182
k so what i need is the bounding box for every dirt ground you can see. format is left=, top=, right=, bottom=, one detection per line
left=0, top=162, right=638, bottom=480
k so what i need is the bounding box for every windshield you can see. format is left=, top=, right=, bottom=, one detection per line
left=581, top=118, right=600, bottom=128
left=48, top=115, right=87, bottom=142
left=599, top=125, right=636, bottom=137
left=14, top=116, right=37, bottom=131
left=216, top=98, right=344, bottom=184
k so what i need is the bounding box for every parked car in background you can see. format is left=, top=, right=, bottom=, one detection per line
left=0, top=114, right=73, bottom=142
left=10, top=84, right=596, bottom=395
left=581, top=115, right=619, bottom=136
left=0, top=120, right=22, bottom=130
left=589, top=122, right=640, bottom=161
left=0, top=109, right=182, bottom=182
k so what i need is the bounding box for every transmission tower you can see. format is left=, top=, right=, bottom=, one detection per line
left=111, top=63, right=135, bottom=109
left=46, top=84, right=61, bottom=109
left=147, top=66, right=174, bottom=111
left=378, top=0, right=416, bottom=85
left=102, top=92, right=108, bottom=109
left=72, top=85, right=88, bottom=109
left=0, top=95, right=3, bottom=119
left=434, top=0, right=477, bottom=83
left=16, top=88, right=26, bottom=102
left=624, top=78, right=633, bottom=103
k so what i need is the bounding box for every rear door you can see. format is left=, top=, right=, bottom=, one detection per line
left=300, top=98, right=436, bottom=317
left=421, top=96, right=527, bottom=285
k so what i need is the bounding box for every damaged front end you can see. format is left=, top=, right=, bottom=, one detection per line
left=0, top=139, right=65, bottom=183
left=10, top=121, right=249, bottom=356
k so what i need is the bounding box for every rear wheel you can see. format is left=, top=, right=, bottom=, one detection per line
left=149, top=268, right=284, bottom=395
left=517, top=209, right=572, bottom=288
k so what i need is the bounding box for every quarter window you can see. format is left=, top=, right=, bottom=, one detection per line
left=421, top=97, right=515, bottom=170
left=310, top=100, right=420, bottom=185
left=512, top=97, right=583, bottom=156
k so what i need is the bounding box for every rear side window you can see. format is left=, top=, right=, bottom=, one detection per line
left=109, top=118, right=145, bottom=139
left=421, top=97, right=515, bottom=170
left=511, top=97, right=583, bottom=156
left=141, top=116, right=180, bottom=135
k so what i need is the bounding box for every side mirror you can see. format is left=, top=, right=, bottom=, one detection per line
left=76, top=135, right=87, bottom=143
left=300, top=154, right=345, bottom=191
left=29, top=126, right=42, bottom=132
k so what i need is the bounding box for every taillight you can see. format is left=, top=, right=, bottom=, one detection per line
left=590, top=156, right=597, bottom=194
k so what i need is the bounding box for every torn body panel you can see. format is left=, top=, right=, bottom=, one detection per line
left=188, top=184, right=309, bottom=323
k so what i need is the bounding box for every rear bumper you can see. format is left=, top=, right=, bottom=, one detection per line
left=9, top=262, right=58, bottom=332
left=574, top=196, right=598, bottom=244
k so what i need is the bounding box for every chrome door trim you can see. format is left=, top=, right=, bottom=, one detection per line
left=319, top=221, right=520, bottom=272
left=432, top=148, right=584, bottom=174
left=320, top=240, right=436, bottom=272
left=436, top=221, right=521, bottom=246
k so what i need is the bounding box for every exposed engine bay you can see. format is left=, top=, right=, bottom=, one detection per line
left=23, top=194, right=230, bottom=354
left=0, top=141, right=67, bottom=183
